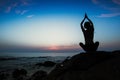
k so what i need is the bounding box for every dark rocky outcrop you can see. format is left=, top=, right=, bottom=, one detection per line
left=0, top=57, right=17, bottom=61
left=43, top=61, right=56, bottom=67
left=12, top=68, right=27, bottom=80
left=29, top=70, right=47, bottom=80
left=35, top=63, right=43, bottom=67
left=35, top=61, right=56, bottom=67
left=0, top=72, right=9, bottom=80
left=46, top=50, right=120, bottom=80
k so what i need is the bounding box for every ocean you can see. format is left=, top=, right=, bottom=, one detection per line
left=0, top=52, right=79, bottom=57
left=0, top=52, right=80, bottom=73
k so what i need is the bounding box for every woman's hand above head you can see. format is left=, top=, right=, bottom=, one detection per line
left=85, top=13, right=88, bottom=18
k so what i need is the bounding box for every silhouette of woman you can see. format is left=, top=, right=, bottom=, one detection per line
left=80, top=13, right=99, bottom=52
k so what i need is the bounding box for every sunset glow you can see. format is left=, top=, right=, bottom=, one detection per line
left=49, top=45, right=59, bottom=50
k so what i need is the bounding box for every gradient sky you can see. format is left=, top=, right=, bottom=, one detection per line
left=0, top=0, right=120, bottom=53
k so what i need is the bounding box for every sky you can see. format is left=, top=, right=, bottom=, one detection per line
left=0, top=0, right=120, bottom=54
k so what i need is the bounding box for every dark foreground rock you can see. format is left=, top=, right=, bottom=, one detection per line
left=12, top=69, right=27, bottom=80
left=29, top=70, right=47, bottom=80
left=35, top=61, right=56, bottom=67
left=46, top=50, right=120, bottom=80
left=43, top=61, right=56, bottom=67
left=0, top=72, right=9, bottom=80
left=0, top=57, right=17, bottom=61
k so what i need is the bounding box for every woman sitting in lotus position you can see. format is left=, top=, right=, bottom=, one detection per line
left=80, top=13, right=99, bottom=52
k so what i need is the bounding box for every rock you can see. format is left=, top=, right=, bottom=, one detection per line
left=35, top=61, right=56, bottom=67
left=46, top=51, right=120, bottom=80
left=80, top=56, right=120, bottom=80
left=12, top=68, right=27, bottom=79
left=43, top=61, right=56, bottom=67
left=12, top=69, right=19, bottom=78
left=20, top=69, right=27, bottom=76
left=35, top=63, right=43, bottom=67
left=0, top=72, right=9, bottom=80
left=0, top=57, right=17, bottom=61
left=29, top=70, right=47, bottom=80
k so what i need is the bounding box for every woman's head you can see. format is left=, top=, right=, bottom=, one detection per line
left=84, top=22, right=91, bottom=29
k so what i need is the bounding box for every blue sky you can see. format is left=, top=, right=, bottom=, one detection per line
left=0, top=0, right=120, bottom=53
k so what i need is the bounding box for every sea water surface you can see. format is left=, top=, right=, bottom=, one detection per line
left=0, top=52, right=80, bottom=73
left=0, top=52, right=79, bottom=57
